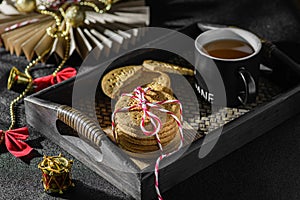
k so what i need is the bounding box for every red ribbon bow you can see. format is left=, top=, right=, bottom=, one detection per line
left=0, top=127, right=33, bottom=157
left=33, top=67, right=77, bottom=92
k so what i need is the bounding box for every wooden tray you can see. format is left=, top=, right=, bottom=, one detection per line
left=24, top=23, right=300, bottom=200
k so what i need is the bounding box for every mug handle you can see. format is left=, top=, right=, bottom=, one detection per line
left=238, top=67, right=256, bottom=105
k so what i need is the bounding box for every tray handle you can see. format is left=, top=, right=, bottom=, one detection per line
left=57, top=105, right=104, bottom=147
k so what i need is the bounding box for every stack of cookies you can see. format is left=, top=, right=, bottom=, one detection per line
left=113, top=84, right=181, bottom=153
left=101, top=62, right=190, bottom=153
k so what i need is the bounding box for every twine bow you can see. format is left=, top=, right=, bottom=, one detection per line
left=112, top=86, right=184, bottom=200
left=0, top=127, right=33, bottom=157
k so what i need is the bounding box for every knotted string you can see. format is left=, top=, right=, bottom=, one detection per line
left=112, top=86, right=184, bottom=200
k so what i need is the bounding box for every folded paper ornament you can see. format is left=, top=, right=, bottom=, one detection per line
left=0, top=0, right=149, bottom=61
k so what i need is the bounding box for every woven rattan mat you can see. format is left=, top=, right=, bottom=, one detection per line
left=69, top=73, right=283, bottom=168
left=92, top=75, right=282, bottom=143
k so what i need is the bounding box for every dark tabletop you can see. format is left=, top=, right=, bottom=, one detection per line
left=1, top=0, right=300, bottom=199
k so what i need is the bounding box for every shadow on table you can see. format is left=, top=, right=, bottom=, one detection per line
left=0, top=143, right=7, bottom=154
left=26, top=135, right=45, bottom=150
left=48, top=179, right=132, bottom=200
left=0, top=136, right=44, bottom=164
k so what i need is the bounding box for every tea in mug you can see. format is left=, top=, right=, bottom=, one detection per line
left=202, top=39, right=254, bottom=59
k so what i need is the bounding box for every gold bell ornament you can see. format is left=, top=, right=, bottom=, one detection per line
left=7, top=67, right=32, bottom=93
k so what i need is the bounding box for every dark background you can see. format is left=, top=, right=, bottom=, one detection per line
left=1, top=0, right=300, bottom=199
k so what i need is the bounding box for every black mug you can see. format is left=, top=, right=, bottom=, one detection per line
left=194, top=28, right=262, bottom=107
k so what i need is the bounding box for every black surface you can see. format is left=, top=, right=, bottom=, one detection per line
left=1, top=0, right=300, bottom=199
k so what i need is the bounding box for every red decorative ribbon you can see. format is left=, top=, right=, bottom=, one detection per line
left=0, top=127, right=33, bottom=157
left=33, top=67, right=76, bottom=92
left=0, top=68, right=76, bottom=158
left=112, top=86, right=184, bottom=200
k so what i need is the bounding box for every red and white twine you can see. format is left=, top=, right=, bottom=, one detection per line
left=4, top=18, right=40, bottom=32
left=112, top=86, right=184, bottom=200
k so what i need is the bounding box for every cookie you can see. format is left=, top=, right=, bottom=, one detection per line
left=118, top=132, right=180, bottom=153
left=101, top=65, right=143, bottom=99
left=143, top=60, right=195, bottom=76
left=101, top=65, right=171, bottom=99
left=116, top=69, right=171, bottom=98
left=118, top=117, right=176, bottom=138
left=115, top=120, right=178, bottom=146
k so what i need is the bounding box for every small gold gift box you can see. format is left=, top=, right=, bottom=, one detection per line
left=38, top=154, right=74, bottom=194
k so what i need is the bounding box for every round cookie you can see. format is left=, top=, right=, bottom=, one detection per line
left=101, top=65, right=171, bottom=98
left=116, top=70, right=171, bottom=99
left=115, top=121, right=178, bottom=146
left=101, top=65, right=143, bottom=99
left=116, top=111, right=177, bottom=138
left=143, top=60, right=195, bottom=76
left=118, top=132, right=180, bottom=153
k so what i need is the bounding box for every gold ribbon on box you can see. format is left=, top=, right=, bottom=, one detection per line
left=38, top=154, right=74, bottom=194
left=0, top=0, right=149, bottom=62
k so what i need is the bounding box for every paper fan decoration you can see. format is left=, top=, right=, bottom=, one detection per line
left=0, top=0, right=149, bottom=62
left=0, top=0, right=149, bottom=159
